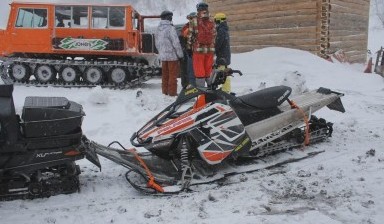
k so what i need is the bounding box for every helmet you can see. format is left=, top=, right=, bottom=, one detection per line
left=196, top=2, right=208, bottom=11
left=214, top=13, right=226, bottom=22
left=186, top=12, right=197, bottom=19
left=160, top=10, right=173, bottom=20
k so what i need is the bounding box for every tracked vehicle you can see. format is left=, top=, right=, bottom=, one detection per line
left=0, top=2, right=160, bottom=87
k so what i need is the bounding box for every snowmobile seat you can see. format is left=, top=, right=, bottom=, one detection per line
left=237, top=86, right=292, bottom=109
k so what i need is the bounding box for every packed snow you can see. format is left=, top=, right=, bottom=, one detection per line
left=1, top=1, right=384, bottom=224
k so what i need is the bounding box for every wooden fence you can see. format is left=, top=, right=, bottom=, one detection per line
left=205, top=0, right=370, bottom=63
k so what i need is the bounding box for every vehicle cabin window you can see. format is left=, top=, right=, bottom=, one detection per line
left=92, top=6, right=125, bottom=29
left=15, top=8, right=48, bottom=28
left=132, top=11, right=139, bottom=30
left=55, top=6, right=88, bottom=28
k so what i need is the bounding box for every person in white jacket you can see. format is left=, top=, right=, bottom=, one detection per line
left=155, top=11, right=184, bottom=96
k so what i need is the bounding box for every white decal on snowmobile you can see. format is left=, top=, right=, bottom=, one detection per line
left=36, top=151, right=62, bottom=158
left=158, top=117, right=193, bottom=133
left=278, top=89, right=291, bottom=103
left=185, top=88, right=198, bottom=95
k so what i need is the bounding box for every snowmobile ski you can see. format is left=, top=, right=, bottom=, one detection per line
left=88, top=118, right=333, bottom=195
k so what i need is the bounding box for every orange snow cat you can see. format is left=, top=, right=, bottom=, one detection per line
left=0, top=2, right=160, bottom=85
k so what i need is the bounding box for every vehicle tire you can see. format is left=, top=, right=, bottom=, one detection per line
left=84, top=67, right=104, bottom=85
left=35, top=65, right=56, bottom=83
left=108, top=67, right=129, bottom=85
left=136, top=58, right=149, bottom=65
left=59, top=66, right=79, bottom=84
left=9, top=63, right=31, bottom=82
left=28, top=182, right=43, bottom=197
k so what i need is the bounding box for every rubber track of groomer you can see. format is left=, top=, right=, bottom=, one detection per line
left=1, top=58, right=158, bottom=89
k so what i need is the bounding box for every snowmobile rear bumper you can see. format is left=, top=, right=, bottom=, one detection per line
left=317, top=87, right=345, bottom=113
left=81, top=136, right=102, bottom=170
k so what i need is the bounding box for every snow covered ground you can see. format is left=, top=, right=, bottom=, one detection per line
left=1, top=50, right=384, bottom=224
left=1, top=1, right=384, bottom=224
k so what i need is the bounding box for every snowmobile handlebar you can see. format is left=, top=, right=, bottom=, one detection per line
left=130, top=132, right=152, bottom=147
left=209, top=68, right=243, bottom=89
left=229, top=69, right=243, bottom=76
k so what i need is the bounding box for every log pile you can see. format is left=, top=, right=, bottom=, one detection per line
left=205, top=0, right=370, bottom=63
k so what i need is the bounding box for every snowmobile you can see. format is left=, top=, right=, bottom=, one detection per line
left=90, top=63, right=345, bottom=194
left=0, top=84, right=100, bottom=200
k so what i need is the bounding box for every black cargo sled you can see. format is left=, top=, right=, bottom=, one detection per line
left=0, top=84, right=100, bottom=200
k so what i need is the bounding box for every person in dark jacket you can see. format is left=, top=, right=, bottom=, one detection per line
left=178, top=24, right=189, bottom=89
left=214, top=13, right=232, bottom=93
left=178, top=12, right=197, bottom=88
left=182, top=12, right=197, bottom=87
left=214, top=13, right=231, bottom=66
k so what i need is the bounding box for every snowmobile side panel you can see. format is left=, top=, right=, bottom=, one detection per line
left=190, top=105, right=251, bottom=164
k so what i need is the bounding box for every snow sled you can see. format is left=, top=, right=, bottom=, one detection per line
left=0, top=84, right=100, bottom=200
left=90, top=66, right=345, bottom=194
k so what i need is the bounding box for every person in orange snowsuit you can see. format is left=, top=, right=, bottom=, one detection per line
left=187, top=2, right=216, bottom=88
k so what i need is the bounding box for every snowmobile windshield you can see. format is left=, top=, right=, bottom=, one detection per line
left=154, top=96, right=199, bottom=126
left=150, top=87, right=207, bottom=126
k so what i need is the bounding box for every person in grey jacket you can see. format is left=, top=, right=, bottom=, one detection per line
left=155, top=10, right=184, bottom=96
